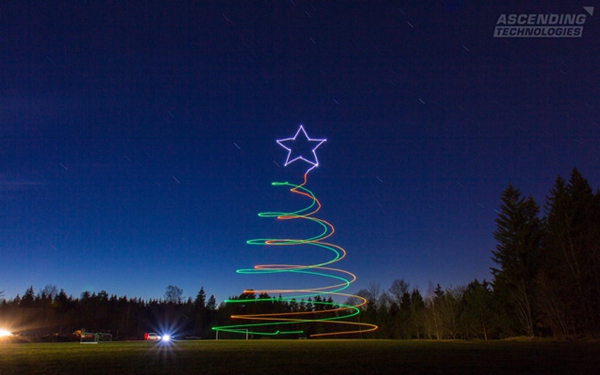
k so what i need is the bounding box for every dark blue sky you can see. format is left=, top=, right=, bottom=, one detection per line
left=1, top=1, right=599, bottom=303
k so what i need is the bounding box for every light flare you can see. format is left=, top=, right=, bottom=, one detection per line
left=0, top=329, right=12, bottom=337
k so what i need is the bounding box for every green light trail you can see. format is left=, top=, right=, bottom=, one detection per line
left=212, top=175, right=378, bottom=338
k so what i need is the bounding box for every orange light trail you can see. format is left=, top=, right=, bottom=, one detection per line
left=212, top=173, right=378, bottom=337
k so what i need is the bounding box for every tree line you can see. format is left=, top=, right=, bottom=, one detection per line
left=490, top=168, right=600, bottom=339
left=354, top=168, right=599, bottom=340
left=1, top=168, right=598, bottom=340
left=0, top=285, right=217, bottom=340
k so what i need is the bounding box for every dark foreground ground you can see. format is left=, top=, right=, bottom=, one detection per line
left=1, top=339, right=599, bottom=375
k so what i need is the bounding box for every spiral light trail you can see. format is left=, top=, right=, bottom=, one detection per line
left=212, top=126, right=377, bottom=338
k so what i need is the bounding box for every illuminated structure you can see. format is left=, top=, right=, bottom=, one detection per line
left=212, top=125, right=377, bottom=338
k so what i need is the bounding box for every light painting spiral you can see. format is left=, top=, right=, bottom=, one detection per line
left=212, top=126, right=378, bottom=338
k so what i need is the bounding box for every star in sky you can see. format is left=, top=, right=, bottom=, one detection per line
left=276, top=125, right=327, bottom=174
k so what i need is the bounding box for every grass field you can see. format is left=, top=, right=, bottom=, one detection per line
left=1, top=339, right=599, bottom=375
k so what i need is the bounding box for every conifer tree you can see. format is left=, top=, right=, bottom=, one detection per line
left=540, top=169, right=600, bottom=338
left=463, top=280, right=494, bottom=340
left=193, top=287, right=207, bottom=336
left=491, top=184, right=542, bottom=337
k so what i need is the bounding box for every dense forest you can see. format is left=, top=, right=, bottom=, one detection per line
left=1, top=168, right=598, bottom=341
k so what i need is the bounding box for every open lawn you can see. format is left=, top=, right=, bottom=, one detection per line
left=1, top=339, right=599, bottom=375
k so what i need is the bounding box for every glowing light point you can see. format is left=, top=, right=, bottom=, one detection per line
left=0, top=329, right=12, bottom=337
left=276, top=125, right=326, bottom=174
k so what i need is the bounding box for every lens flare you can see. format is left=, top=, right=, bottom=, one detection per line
left=0, top=329, right=12, bottom=337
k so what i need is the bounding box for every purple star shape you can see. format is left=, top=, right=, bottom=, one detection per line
left=276, top=125, right=327, bottom=174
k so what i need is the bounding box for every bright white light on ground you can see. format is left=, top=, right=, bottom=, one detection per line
left=161, top=334, right=171, bottom=342
left=0, top=329, right=12, bottom=337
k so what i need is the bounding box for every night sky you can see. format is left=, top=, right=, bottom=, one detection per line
left=2, top=1, right=599, bottom=303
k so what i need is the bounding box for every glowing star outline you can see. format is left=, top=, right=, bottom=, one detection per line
left=276, top=125, right=327, bottom=174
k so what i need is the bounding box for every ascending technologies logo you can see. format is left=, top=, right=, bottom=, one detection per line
left=494, top=6, right=594, bottom=38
